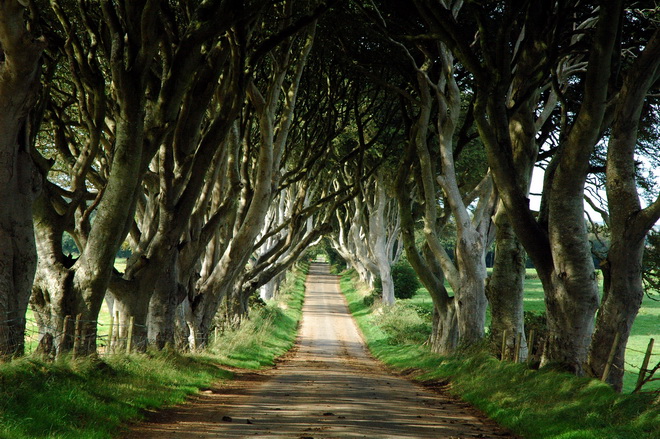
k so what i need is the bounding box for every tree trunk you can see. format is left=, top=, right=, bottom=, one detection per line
left=486, top=206, right=527, bottom=360
left=453, top=228, right=490, bottom=345
left=370, top=178, right=396, bottom=305
left=0, top=150, right=40, bottom=358
left=146, top=253, right=186, bottom=350
left=587, top=241, right=644, bottom=390
left=587, top=28, right=660, bottom=390
left=31, top=267, right=75, bottom=357
left=429, top=300, right=458, bottom=355
left=0, top=0, right=45, bottom=359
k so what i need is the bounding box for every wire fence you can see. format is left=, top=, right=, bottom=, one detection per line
left=499, top=329, right=659, bottom=394
left=15, top=307, right=212, bottom=357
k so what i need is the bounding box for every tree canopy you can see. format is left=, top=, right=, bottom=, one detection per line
left=0, top=0, right=658, bottom=392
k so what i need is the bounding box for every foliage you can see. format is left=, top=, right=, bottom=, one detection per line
left=340, top=270, right=659, bottom=439
left=320, top=238, right=347, bottom=271
left=378, top=302, right=432, bottom=345
left=391, top=260, right=421, bottom=299
left=362, top=288, right=381, bottom=307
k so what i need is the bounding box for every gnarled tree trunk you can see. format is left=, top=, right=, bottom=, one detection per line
left=0, top=0, right=45, bottom=358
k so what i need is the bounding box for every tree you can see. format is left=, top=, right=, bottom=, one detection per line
left=414, top=1, right=660, bottom=383
left=0, top=0, right=45, bottom=358
left=187, top=3, right=320, bottom=347
left=358, top=0, right=495, bottom=352
left=587, top=25, right=660, bottom=391
left=30, top=0, right=245, bottom=356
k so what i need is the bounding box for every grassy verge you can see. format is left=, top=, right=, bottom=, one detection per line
left=406, top=269, right=659, bottom=393
left=340, top=269, right=659, bottom=439
left=0, top=263, right=308, bottom=439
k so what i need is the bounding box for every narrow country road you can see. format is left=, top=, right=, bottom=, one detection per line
left=125, top=263, right=515, bottom=438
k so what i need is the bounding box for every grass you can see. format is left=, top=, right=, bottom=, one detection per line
left=0, top=353, right=229, bottom=439
left=340, top=269, right=660, bottom=439
left=0, top=262, right=308, bottom=439
left=404, top=269, right=659, bottom=393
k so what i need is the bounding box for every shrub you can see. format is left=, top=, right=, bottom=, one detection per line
left=379, top=302, right=432, bottom=345
left=392, top=260, right=421, bottom=299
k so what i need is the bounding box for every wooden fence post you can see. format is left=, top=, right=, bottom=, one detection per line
left=107, top=312, right=114, bottom=353
left=500, top=330, right=508, bottom=361
left=601, top=332, right=621, bottom=382
left=72, top=314, right=83, bottom=359
left=514, top=332, right=522, bottom=363
left=527, top=330, right=535, bottom=364
left=126, top=316, right=134, bottom=354
left=635, top=338, right=655, bottom=391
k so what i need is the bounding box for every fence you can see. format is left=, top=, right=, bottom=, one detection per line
left=20, top=307, right=212, bottom=357
left=499, top=329, right=659, bottom=393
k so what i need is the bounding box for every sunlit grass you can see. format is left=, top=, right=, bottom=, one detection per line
left=208, top=263, right=307, bottom=368
left=341, top=269, right=660, bottom=439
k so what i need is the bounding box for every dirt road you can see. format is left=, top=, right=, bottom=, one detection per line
left=125, top=263, right=515, bottom=438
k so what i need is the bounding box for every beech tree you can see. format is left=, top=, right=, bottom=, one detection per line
left=587, top=25, right=660, bottom=390
left=0, top=0, right=45, bottom=358
left=413, top=1, right=659, bottom=384
left=30, top=0, right=257, bottom=356
left=186, top=5, right=319, bottom=347
left=356, top=0, right=496, bottom=352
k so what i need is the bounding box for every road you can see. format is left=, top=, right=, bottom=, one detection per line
left=124, top=263, right=515, bottom=438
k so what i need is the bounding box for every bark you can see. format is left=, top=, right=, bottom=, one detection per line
left=412, top=44, right=495, bottom=349
left=31, top=197, right=76, bottom=356
left=395, top=149, right=456, bottom=354
left=369, top=175, right=399, bottom=305
left=0, top=0, right=45, bottom=358
left=486, top=95, right=541, bottom=361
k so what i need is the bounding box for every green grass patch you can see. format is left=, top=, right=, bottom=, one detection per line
left=0, top=353, right=228, bottom=439
left=340, top=269, right=660, bottom=439
left=1, top=263, right=308, bottom=439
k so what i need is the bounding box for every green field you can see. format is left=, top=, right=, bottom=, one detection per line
left=406, top=270, right=659, bottom=393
